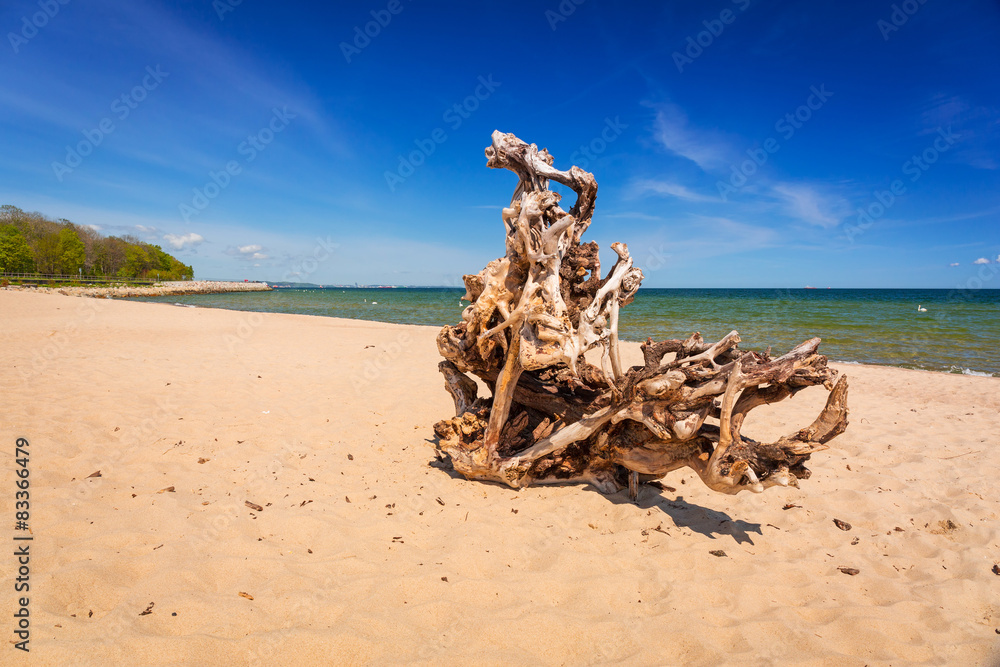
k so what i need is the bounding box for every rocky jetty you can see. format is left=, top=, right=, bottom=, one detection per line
left=2, top=280, right=271, bottom=298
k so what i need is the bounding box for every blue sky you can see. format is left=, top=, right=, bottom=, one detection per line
left=2, top=0, right=998, bottom=287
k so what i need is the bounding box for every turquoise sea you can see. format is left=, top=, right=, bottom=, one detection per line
left=136, top=287, right=1000, bottom=377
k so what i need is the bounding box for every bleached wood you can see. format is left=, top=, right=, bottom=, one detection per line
left=433, top=132, right=849, bottom=498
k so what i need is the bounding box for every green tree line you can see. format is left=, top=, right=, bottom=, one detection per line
left=0, top=205, right=193, bottom=280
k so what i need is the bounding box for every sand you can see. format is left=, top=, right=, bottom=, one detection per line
left=1, top=289, right=999, bottom=666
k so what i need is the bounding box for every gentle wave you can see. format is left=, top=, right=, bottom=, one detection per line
left=950, top=366, right=995, bottom=377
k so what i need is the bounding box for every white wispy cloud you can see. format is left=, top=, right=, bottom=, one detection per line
left=656, top=215, right=778, bottom=258
left=641, top=103, right=852, bottom=233
left=632, top=179, right=714, bottom=202
left=949, top=262, right=960, bottom=267
left=604, top=211, right=668, bottom=222
left=699, top=216, right=777, bottom=248
left=771, top=183, right=849, bottom=228
left=0, top=87, right=89, bottom=132
left=917, top=94, right=972, bottom=133
left=111, top=2, right=338, bottom=146
left=651, top=104, right=731, bottom=171
left=163, top=232, right=205, bottom=251
left=9, top=0, right=347, bottom=178
left=227, top=243, right=270, bottom=263
left=973, top=257, right=991, bottom=264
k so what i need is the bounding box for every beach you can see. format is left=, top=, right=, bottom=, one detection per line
left=2, top=289, right=999, bottom=665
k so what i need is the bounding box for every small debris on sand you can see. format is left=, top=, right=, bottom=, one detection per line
left=930, top=519, right=959, bottom=534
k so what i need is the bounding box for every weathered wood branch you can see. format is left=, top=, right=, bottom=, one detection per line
left=433, top=132, right=849, bottom=498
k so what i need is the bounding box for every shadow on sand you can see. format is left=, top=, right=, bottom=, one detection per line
left=425, top=446, right=761, bottom=545
left=606, top=488, right=762, bottom=545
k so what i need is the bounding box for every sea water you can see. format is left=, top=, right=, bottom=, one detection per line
left=136, top=287, right=1000, bottom=377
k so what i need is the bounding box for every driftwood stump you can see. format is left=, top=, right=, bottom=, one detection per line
left=433, top=131, right=848, bottom=497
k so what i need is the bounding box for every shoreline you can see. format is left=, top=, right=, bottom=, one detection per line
left=3, top=288, right=999, bottom=665
left=53, top=287, right=1000, bottom=381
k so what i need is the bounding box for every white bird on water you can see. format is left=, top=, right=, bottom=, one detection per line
left=918, top=304, right=927, bottom=312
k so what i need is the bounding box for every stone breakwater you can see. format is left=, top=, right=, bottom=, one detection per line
left=2, top=281, right=271, bottom=298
